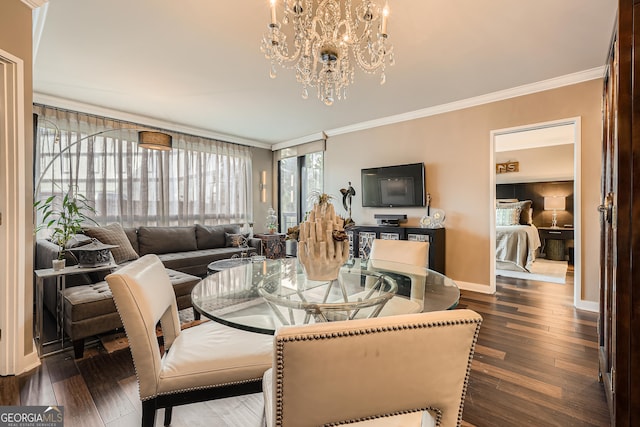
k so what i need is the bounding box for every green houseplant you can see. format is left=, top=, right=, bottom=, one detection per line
left=34, top=187, right=97, bottom=269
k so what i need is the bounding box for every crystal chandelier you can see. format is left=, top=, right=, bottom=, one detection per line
left=260, top=0, right=394, bottom=106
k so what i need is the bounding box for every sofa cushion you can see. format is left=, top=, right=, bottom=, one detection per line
left=138, top=226, right=197, bottom=255
left=195, top=224, right=241, bottom=249
left=156, top=247, right=256, bottom=276
left=83, top=223, right=140, bottom=264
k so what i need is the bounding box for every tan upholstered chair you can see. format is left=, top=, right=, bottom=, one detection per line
left=105, top=254, right=272, bottom=427
left=369, top=238, right=430, bottom=268
left=366, top=239, right=431, bottom=315
left=263, top=309, right=482, bottom=427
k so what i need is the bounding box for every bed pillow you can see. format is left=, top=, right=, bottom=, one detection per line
left=497, top=200, right=533, bottom=224
left=496, top=207, right=522, bottom=226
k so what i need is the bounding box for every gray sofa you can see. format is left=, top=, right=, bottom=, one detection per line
left=35, top=223, right=261, bottom=358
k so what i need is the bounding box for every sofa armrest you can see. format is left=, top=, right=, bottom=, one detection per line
left=35, top=239, right=62, bottom=269
left=248, top=238, right=263, bottom=254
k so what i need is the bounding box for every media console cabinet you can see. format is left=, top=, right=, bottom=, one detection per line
left=346, top=226, right=445, bottom=274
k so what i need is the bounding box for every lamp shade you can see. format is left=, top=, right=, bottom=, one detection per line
left=138, top=131, right=172, bottom=151
left=544, top=196, right=566, bottom=211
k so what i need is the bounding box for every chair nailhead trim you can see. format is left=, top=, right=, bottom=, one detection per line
left=273, top=316, right=483, bottom=427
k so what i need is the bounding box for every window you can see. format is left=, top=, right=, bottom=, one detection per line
left=278, top=151, right=323, bottom=232
left=34, top=105, right=253, bottom=229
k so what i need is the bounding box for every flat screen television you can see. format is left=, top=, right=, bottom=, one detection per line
left=361, top=163, right=426, bottom=207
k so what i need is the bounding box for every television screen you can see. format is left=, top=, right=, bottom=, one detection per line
left=361, top=163, right=425, bottom=207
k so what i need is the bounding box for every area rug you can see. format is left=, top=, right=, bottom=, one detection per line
left=496, top=259, right=568, bottom=284
left=99, top=309, right=208, bottom=354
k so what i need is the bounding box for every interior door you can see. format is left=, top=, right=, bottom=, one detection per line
left=598, top=1, right=640, bottom=424
left=598, top=34, right=617, bottom=415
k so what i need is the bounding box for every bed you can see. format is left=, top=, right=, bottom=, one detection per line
left=496, top=224, right=541, bottom=272
left=495, top=199, right=541, bottom=272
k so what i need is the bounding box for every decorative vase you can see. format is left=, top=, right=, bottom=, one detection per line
left=52, top=258, right=66, bottom=271
left=266, top=207, right=278, bottom=234
left=298, top=196, right=349, bottom=281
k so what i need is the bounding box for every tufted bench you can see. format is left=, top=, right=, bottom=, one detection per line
left=63, top=268, right=200, bottom=358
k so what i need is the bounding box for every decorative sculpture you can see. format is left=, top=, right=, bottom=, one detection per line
left=298, top=194, right=350, bottom=281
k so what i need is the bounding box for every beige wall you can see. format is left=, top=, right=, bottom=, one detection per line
left=325, top=79, right=602, bottom=302
left=251, top=146, right=274, bottom=233
left=0, top=0, right=35, bottom=356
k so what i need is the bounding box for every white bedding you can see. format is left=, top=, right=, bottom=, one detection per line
left=495, top=224, right=541, bottom=272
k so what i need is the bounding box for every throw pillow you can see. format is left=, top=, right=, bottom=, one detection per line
left=225, top=232, right=249, bottom=247
left=496, top=200, right=533, bottom=224
left=496, top=207, right=521, bottom=226
left=83, top=223, right=139, bottom=264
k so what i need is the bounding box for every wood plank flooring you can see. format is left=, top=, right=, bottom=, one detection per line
left=1, top=268, right=610, bottom=426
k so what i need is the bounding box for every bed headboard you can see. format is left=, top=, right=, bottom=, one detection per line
left=496, top=180, right=574, bottom=228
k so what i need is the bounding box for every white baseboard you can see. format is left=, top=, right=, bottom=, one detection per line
left=455, top=280, right=494, bottom=294
left=575, top=299, right=599, bottom=313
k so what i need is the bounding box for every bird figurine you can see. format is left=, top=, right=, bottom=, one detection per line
left=339, top=182, right=356, bottom=220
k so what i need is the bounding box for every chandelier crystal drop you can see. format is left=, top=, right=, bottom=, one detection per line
left=260, top=0, right=395, bottom=106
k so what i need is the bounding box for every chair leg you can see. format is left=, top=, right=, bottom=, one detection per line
left=142, top=399, right=157, bottom=427
left=163, top=406, right=173, bottom=426
left=72, top=339, right=85, bottom=359
left=193, top=307, right=201, bottom=321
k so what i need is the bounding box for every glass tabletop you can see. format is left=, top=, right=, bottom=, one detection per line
left=191, top=258, right=460, bottom=335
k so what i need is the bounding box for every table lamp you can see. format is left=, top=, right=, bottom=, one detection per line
left=544, top=196, right=566, bottom=228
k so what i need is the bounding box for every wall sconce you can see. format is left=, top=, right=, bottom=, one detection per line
left=259, top=170, right=267, bottom=203
left=544, top=196, right=566, bottom=228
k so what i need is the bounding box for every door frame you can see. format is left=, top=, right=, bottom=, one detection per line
left=0, top=49, right=39, bottom=374
left=489, top=117, right=582, bottom=308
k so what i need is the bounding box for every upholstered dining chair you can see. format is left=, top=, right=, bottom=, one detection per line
left=263, top=309, right=482, bottom=427
left=105, top=254, right=273, bottom=427
left=369, top=238, right=430, bottom=269
left=363, top=239, right=431, bottom=316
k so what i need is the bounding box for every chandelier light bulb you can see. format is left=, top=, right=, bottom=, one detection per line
left=261, top=0, right=394, bottom=105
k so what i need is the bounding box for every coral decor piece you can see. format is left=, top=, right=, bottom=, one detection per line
left=298, top=195, right=350, bottom=281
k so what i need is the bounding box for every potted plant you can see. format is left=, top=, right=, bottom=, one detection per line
left=34, top=187, right=97, bottom=270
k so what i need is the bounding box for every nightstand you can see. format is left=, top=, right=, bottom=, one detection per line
left=538, top=227, right=574, bottom=262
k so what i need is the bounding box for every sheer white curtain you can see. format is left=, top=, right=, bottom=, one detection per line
left=34, top=105, right=253, bottom=228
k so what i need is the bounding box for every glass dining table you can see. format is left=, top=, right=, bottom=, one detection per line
left=191, top=257, right=460, bottom=335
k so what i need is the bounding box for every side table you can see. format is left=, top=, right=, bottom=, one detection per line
left=34, top=263, right=116, bottom=356
left=538, top=227, right=574, bottom=262
left=255, top=233, right=286, bottom=259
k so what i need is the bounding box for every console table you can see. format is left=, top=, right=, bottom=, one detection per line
left=346, top=226, right=445, bottom=274
left=34, top=263, right=116, bottom=356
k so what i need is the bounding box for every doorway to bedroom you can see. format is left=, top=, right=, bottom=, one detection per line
left=489, top=118, right=581, bottom=306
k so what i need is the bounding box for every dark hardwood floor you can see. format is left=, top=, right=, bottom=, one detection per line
left=1, top=267, right=609, bottom=427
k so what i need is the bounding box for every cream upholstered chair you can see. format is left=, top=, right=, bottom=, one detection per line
left=369, top=238, right=430, bottom=268
left=105, top=254, right=272, bottom=427
left=263, top=309, right=482, bottom=427
left=365, top=239, right=430, bottom=315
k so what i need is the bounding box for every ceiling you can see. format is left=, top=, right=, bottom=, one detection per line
left=33, top=1, right=617, bottom=149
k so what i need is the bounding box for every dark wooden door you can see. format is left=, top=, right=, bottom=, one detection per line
left=598, top=26, right=618, bottom=419
left=598, top=1, right=640, bottom=425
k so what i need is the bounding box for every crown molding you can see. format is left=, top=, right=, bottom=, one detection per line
left=33, top=93, right=272, bottom=150
left=21, top=0, right=47, bottom=9
left=277, top=66, right=605, bottom=147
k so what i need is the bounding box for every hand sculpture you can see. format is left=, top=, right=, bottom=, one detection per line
left=298, top=199, right=349, bottom=281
